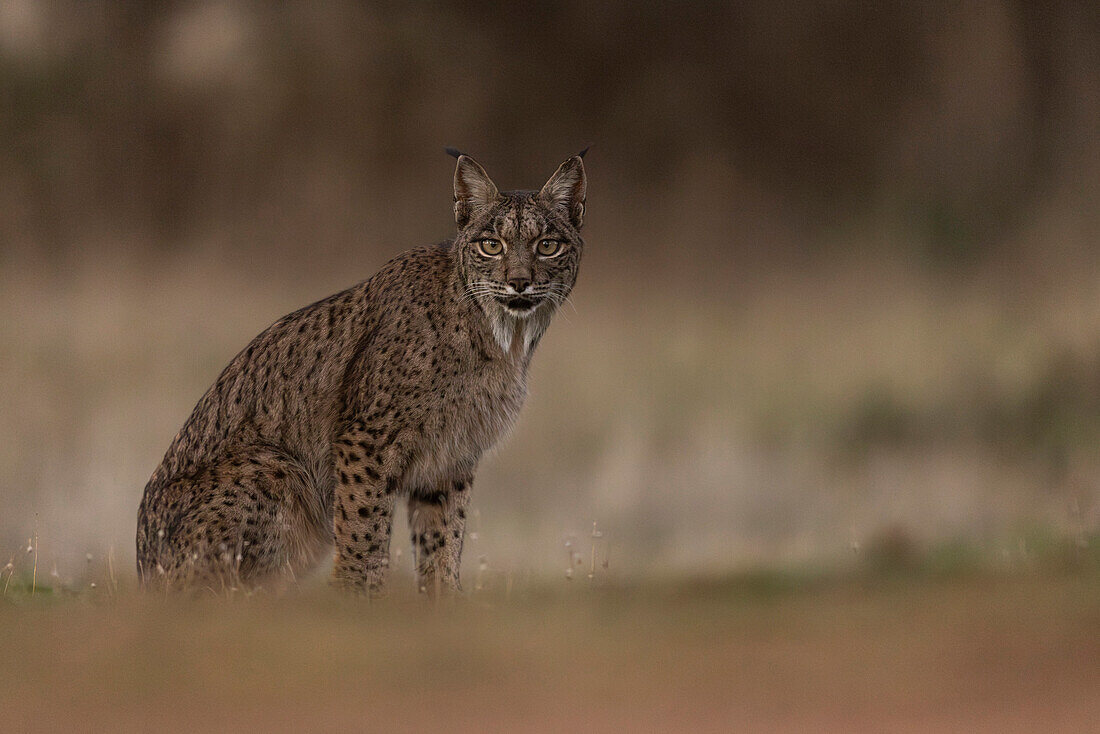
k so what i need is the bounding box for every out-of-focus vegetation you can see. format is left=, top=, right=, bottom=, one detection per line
left=1, top=1, right=1099, bottom=579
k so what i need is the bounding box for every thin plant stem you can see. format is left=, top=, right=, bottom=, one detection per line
left=32, top=516, right=38, bottom=596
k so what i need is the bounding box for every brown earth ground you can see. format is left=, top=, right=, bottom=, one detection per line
left=2, top=572, right=1098, bottom=733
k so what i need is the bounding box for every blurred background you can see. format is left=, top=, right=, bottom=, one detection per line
left=2, top=0, right=1099, bottom=582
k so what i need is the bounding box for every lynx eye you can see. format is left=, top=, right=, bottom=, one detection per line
left=477, top=238, right=504, bottom=257
left=536, top=239, right=562, bottom=257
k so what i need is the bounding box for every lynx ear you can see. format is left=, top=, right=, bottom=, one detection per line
left=538, top=154, right=587, bottom=229
left=453, top=154, right=499, bottom=227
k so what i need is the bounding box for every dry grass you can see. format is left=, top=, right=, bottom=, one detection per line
left=2, top=571, right=1099, bottom=733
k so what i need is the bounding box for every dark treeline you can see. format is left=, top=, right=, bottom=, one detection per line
left=1, top=1, right=1096, bottom=262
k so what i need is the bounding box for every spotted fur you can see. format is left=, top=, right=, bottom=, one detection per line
left=136, top=152, right=587, bottom=594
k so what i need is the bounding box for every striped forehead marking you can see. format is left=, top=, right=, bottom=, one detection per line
left=519, top=200, right=544, bottom=242
left=492, top=197, right=548, bottom=244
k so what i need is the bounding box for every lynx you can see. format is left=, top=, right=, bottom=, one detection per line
left=136, top=150, right=587, bottom=594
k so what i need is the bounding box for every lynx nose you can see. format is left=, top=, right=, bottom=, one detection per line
left=507, top=277, right=531, bottom=294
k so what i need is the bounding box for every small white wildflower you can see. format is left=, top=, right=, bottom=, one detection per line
left=157, top=529, right=165, bottom=539
left=564, top=568, right=574, bottom=579
left=89, top=582, right=97, bottom=589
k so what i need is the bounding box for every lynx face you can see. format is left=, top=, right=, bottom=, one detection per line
left=452, top=153, right=586, bottom=329
left=458, top=193, right=581, bottom=318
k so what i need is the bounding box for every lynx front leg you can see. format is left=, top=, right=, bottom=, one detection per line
left=331, top=428, right=403, bottom=594
left=408, top=478, right=471, bottom=595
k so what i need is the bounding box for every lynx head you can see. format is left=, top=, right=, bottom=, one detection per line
left=449, top=150, right=586, bottom=351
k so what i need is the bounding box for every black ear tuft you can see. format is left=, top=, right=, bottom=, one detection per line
left=444, top=146, right=464, bottom=159
left=577, top=145, right=591, bottom=159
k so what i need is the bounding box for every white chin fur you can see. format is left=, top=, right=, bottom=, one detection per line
left=487, top=300, right=553, bottom=355
left=503, top=305, right=536, bottom=318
